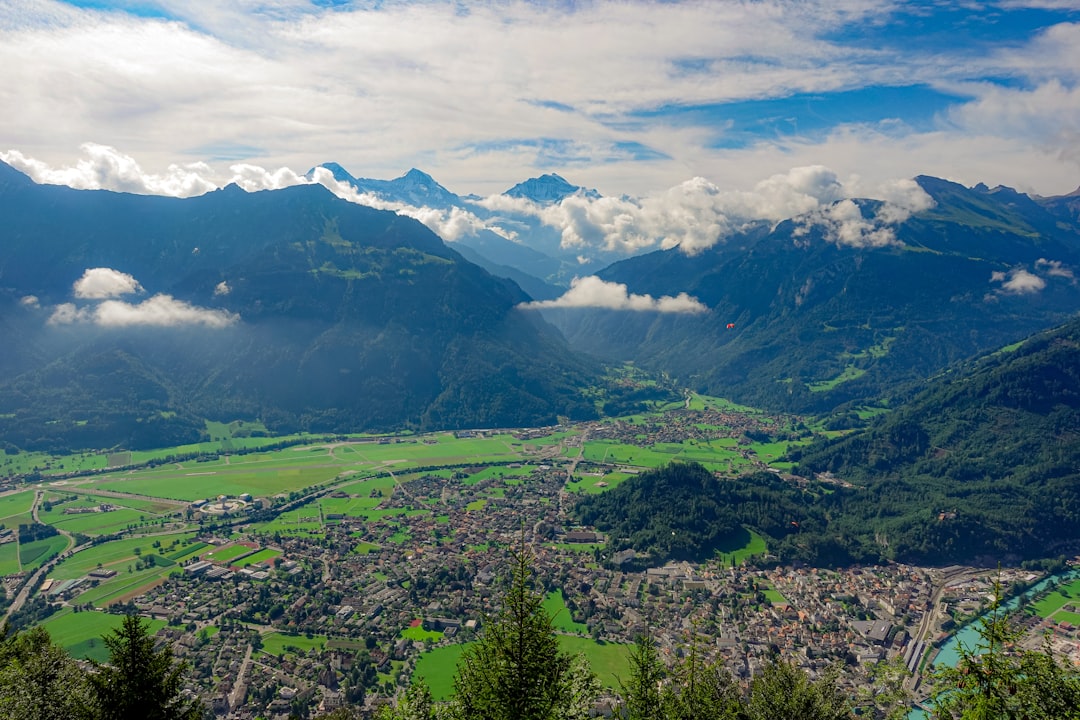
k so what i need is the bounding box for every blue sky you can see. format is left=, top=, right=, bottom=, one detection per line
left=1, top=0, right=1078, bottom=198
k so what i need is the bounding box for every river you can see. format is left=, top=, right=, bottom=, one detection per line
left=907, top=567, right=1079, bottom=718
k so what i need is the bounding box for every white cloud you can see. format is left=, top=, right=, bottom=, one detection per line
left=93, top=294, right=238, bottom=328
left=520, top=276, right=707, bottom=313
left=47, top=302, right=90, bottom=325
left=52, top=267, right=239, bottom=327
left=308, top=167, right=495, bottom=242
left=1, top=144, right=218, bottom=197
left=479, top=165, right=934, bottom=254
left=992, top=268, right=1047, bottom=294
left=19, top=295, right=39, bottom=308
left=1, top=0, right=1076, bottom=199
left=73, top=267, right=143, bottom=299
left=1036, top=258, right=1074, bottom=278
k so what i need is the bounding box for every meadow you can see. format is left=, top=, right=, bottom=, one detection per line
left=413, top=636, right=630, bottom=700
left=42, top=609, right=167, bottom=662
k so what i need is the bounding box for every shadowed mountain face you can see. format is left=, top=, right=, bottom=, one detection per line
left=0, top=163, right=598, bottom=452
left=542, top=176, right=1080, bottom=413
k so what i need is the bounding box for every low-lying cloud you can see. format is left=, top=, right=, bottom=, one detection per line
left=519, top=276, right=707, bottom=313
left=991, top=268, right=1047, bottom=294
left=1036, top=257, right=1074, bottom=278
left=3, top=147, right=937, bottom=255
left=73, top=267, right=143, bottom=299
left=48, top=268, right=238, bottom=328
left=477, top=166, right=935, bottom=254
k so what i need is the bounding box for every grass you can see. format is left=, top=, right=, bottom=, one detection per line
left=401, top=623, right=444, bottom=642
left=0, top=490, right=35, bottom=523
left=414, top=644, right=469, bottom=700
left=43, top=610, right=166, bottom=662
left=203, top=543, right=258, bottom=564
left=1030, top=579, right=1080, bottom=618
left=261, top=631, right=328, bottom=657
left=763, top=586, right=788, bottom=605
left=0, top=541, right=21, bottom=575
left=414, top=637, right=630, bottom=700
left=234, top=548, right=281, bottom=568
left=565, top=471, right=633, bottom=494
left=20, top=535, right=70, bottom=570
left=714, top=527, right=768, bottom=567
left=807, top=365, right=867, bottom=393
left=44, top=507, right=150, bottom=536
left=582, top=439, right=748, bottom=472
left=543, top=590, right=588, bottom=634
left=352, top=541, right=381, bottom=554
left=49, top=532, right=194, bottom=580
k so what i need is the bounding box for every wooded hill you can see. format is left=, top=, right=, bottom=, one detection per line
left=578, top=318, right=1080, bottom=567
left=0, top=162, right=599, bottom=452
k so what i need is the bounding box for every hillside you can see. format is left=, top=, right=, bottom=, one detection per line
left=0, top=163, right=599, bottom=452
left=789, top=315, right=1080, bottom=562
left=545, top=177, right=1080, bottom=414
left=576, top=318, right=1080, bottom=566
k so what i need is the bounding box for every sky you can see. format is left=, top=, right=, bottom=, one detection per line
left=1, top=0, right=1079, bottom=202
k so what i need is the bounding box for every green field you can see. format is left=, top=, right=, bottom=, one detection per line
left=714, top=527, right=768, bottom=567
left=0, top=490, right=35, bottom=523
left=1031, top=578, right=1080, bottom=618
left=413, top=643, right=469, bottom=700
left=0, top=541, right=20, bottom=575
left=42, top=610, right=166, bottom=662
left=20, top=534, right=69, bottom=570
left=49, top=532, right=194, bottom=580
left=234, top=548, right=281, bottom=567
left=581, top=439, right=751, bottom=472
left=401, top=623, right=444, bottom=642
left=414, top=636, right=629, bottom=700
left=45, top=507, right=150, bottom=536
left=203, top=543, right=257, bottom=564
left=543, top=590, right=588, bottom=634
left=565, top=471, right=634, bottom=494
left=261, top=631, right=328, bottom=657
left=763, top=586, right=788, bottom=605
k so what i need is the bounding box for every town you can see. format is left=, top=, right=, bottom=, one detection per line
left=2, top=403, right=1077, bottom=719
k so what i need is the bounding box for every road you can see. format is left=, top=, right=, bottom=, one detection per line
left=228, top=642, right=254, bottom=711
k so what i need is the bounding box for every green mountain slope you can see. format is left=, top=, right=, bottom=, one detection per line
left=547, top=177, right=1080, bottom=413
left=575, top=317, right=1080, bottom=567
left=0, top=163, right=599, bottom=452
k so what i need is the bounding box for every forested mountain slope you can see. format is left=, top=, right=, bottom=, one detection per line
left=547, top=177, right=1080, bottom=413
left=0, top=162, right=598, bottom=452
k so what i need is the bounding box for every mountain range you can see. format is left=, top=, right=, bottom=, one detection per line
left=540, top=176, right=1080, bottom=413
left=0, top=161, right=598, bottom=452
left=2, top=158, right=1080, bottom=469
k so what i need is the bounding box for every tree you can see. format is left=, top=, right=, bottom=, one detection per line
left=660, top=635, right=742, bottom=720
left=618, top=631, right=665, bottom=720
left=745, top=656, right=852, bottom=720
left=87, top=614, right=204, bottom=720
left=450, top=544, right=578, bottom=720
left=376, top=683, right=435, bottom=720
left=929, top=587, right=1080, bottom=720
left=0, top=626, right=93, bottom=720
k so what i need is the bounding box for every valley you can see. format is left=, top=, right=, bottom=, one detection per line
left=2, top=394, right=1076, bottom=718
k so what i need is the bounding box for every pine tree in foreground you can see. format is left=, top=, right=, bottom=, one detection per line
left=88, top=614, right=205, bottom=720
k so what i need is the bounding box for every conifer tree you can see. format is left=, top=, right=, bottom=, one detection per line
left=929, top=586, right=1080, bottom=720
left=87, top=614, right=204, bottom=720
left=0, top=625, right=93, bottom=720
left=451, top=544, right=574, bottom=720
left=618, top=630, right=665, bottom=720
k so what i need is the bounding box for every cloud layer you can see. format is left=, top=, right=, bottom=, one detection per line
left=48, top=267, right=238, bottom=328
left=1, top=1, right=1078, bottom=198
left=520, top=276, right=707, bottom=313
